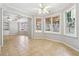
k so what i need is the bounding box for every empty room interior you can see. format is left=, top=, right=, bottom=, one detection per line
left=0, top=3, right=79, bottom=56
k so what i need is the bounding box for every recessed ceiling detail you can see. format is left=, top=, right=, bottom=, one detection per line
left=3, top=3, right=74, bottom=16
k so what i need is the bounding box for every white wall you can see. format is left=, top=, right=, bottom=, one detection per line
left=32, top=4, right=79, bottom=51
left=0, top=8, right=2, bottom=46
left=2, top=3, right=79, bottom=51
left=3, top=11, right=32, bottom=37
left=3, top=3, right=32, bottom=36
left=3, top=17, right=31, bottom=35
left=9, top=21, right=18, bottom=35
left=76, top=3, right=79, bottom=50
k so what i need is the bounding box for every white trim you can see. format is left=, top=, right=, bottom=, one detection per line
left=3, top=5, right=30, bottom=18
left=35, top=30, right=42, bottom=32
left=34, top=38, right=79, bottom=52
left=2, top=8, right=3, bottom=47
left=33, top=37, right=79, bottom=52
left=47, top=39, right=79, bottom=52
left=64, top=5, right=77, bottom=37
left=0, top=45, right=1, bottom=53
left=44, top=16, right=51, bottom=32
left=44, top=13, right=61, bottom=34
left=34, top=17, right=42, bottom=32
left=31, top=16, right=34, bottom=39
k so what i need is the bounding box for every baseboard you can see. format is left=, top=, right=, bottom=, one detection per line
left=0, top=45, right=1, bottom=54
left=47, top=39, right=79, bottom=52
left=33, top=36, right=79, bottom=52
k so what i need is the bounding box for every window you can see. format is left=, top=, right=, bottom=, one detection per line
left=35, top=18, right=42, bottom=32
left=52, top=16, right=60, bottom=32
left=44, top=15, right=60, bottom=33
left=64, top=6, right=76, bottom=37
left=45, top=17, right=51, bottom=32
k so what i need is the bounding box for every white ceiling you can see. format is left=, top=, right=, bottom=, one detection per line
left=3, top=3, right=75, bottom=16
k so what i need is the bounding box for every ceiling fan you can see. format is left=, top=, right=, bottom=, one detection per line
left=34, top=3, right=51, bottom=14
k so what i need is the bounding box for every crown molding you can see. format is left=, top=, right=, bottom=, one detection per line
left=2, top=4, right=32, bottom=18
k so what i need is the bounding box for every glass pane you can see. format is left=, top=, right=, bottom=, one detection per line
left=36, top=18, right=41, bottom=31
left=52, top=16, right=60, bottom=32
left=45, top=17, right=51, bottom=31
left=65, top=9, right=75, bottom=34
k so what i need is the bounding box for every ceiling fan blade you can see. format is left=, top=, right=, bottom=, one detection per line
left=39, top=3, right=42, bottom=8
left=44, top=9, right=49, bottom=14
left=32, top=3, right=50, bottom=14
left=45, top=6, right=51, bottom=9
left=39, top=3, right=46, bottom=8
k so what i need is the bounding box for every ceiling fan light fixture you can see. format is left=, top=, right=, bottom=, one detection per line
left=38, top=3, right=50, bottom=14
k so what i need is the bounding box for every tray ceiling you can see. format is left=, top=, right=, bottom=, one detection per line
left=3, top=3, right=75, bottom=16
